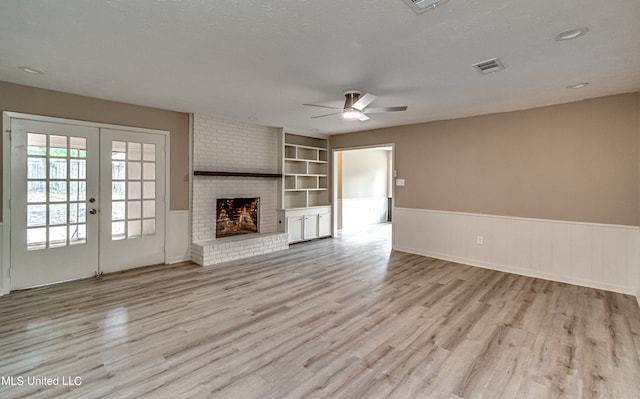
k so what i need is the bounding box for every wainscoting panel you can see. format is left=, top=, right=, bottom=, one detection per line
left=393, top=208, right=640, bottom=295
left=167, top=210, right=190, bottom=264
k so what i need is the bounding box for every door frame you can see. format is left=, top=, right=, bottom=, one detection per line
left=2, top=111, right=171, bottom=294
left=331, top=143, right=395, bottom=244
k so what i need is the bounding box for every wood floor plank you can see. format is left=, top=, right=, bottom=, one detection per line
left=1, top=223, right=639, bottom=398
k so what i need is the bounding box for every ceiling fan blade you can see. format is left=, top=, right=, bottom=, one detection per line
left=358, top=113, right=370, bottom=122
left=363, top=106, right=408, bottom=113
left=303, top=103, right=343, bottom=110
left=352, top=93, right=377, bottom=111
left=311, top=112, right=343, bottom=119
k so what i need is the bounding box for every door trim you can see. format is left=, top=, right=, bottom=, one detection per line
left=2, top=111, right=171, bottom=294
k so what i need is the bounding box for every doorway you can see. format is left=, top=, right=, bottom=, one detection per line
left=4, top=114, right=167, bottom=290
left=333, top=145, right=394, bottom=237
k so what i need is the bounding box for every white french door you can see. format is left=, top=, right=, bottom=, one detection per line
left=99, top=129, right=165, bottom=273
left=9, top=118, right=166, bottom=289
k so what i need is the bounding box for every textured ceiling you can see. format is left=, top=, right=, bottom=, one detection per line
left=0, top=0, right=639, bottom=134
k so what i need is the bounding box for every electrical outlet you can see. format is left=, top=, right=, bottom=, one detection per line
left=476, top=235, right=484, bottom=245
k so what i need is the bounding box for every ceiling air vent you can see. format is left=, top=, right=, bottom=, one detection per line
left=473, top=58, right=505, bottom=74
left=402, top=0, right=450, bottom=15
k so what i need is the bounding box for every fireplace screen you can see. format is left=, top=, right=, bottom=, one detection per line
left=216, top=197, right=260, bottom=238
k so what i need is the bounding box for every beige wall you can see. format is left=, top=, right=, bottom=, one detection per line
left=0, top=81, right=190, bottom=219
left=331, top=93, right=640, bottom=226
left=341, top=149, right=390, bottom=199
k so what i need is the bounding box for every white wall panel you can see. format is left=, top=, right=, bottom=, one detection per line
left=167, top=211, right=190, bottom=263
left=393, top=208, right=640, bottom=295
left=340, top=198, right=388, bottom=229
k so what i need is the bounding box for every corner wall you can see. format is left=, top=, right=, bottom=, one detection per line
left=332, top=93, right=640, bottom=295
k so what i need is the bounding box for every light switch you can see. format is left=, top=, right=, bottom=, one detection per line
left=396, top=178, right=405, bottom=186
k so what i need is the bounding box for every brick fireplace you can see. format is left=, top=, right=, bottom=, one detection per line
left=191, top=115, right=288, bottom=266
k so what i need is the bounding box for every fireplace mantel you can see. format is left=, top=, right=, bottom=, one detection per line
left=194, top=171, right=281, bottom=178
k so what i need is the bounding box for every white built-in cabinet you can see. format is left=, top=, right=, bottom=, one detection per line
left=277, top=131, right=332, bottom=243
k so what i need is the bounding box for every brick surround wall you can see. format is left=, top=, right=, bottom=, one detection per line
left=192, top=114, right=280, bottom=243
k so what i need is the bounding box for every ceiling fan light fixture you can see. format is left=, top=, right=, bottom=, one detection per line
left=342, top=109, right=361, bottom=119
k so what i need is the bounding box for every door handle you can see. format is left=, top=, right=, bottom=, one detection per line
left=89, top=208, right=97, bottom=215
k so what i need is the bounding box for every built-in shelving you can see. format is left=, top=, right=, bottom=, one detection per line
left=281, top=133, right=329, bottom=208
left=277, top=131, right=332, bottom=243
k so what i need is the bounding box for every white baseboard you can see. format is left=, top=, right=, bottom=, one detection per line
left=167, top=210, right=191, bottom=264
left=393, top=208, right=640, bottom=295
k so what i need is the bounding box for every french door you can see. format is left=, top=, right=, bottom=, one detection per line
left=9, top=118, right=166, bottom=289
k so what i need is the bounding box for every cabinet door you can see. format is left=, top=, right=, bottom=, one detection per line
left=303, top=215, right=318, bottom=240
left=287, top=216, right=303, bottom=242
left=318, top=213, right=331, bottom=237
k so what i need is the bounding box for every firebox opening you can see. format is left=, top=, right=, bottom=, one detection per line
left=216, top=197, right=260, bottom=238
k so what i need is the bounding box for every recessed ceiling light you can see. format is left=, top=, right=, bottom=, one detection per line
left=18, top=66, right=44, bottom=74
left=567, top=82, right=589, bottom=89
left=555, top=27, right=589, bottom=41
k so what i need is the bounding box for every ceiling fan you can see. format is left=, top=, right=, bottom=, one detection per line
left=304, top=90, right=407, bottom=121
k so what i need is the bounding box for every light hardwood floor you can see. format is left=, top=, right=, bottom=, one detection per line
left=1, top=224, right=639, bottom=398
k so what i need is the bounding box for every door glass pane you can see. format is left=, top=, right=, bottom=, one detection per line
left=78, top=182, right=86, bottom=201
left=128, top=142, right=141, bottom=160
left=112, top=161, right=126, bottom=180
left=27, top=133, right=47, bottom=156
left=69, top=203, right=86, bottom=224
left=49, top=181, right=67, bottom=202
left=143, top=219, right=155, bottom=236
left=128, top=201, right=141, bottom=219
left=143, top=182, right=155, bottom=199
left=28, top=158, right=46, bottom=179
left=127, top=220, right=141, bottom=238
left=110, top=139, right=158, bottom=241
left=26, top=133, right=89, bottom=250
left=128, top=161, right=141, bottom=180
left=143, top=200, right=155, bottom=218
left=128, top=182, right=141, bottom=200
left=112, top=182, right=125, bottom=200
left=49, top=226, right=67, bottom=248
left=143, top=144, right=155, bottom=161
left=112, top=201, right=125, bottom=221
left=69, top=224, right=86, bottom=245
left=27, top=205, right=46, bottom=227
left=27, top=181, right=46, bottom=203
left=49, top=158, right=67, bottom=179
left=112, top=222, right=125, bottom=240
left=49, top=204, right=67, bottom=225
left=69, top=181, right=78, bottom=202
left=27, top=228, right=47, bottom=250
left=112, top=141, right=126, bottom=160
left=143, top=162, right=155, bottom=180
left=49, top=135, right=67, bottom=157
left=69, top=137, right=86, bottom=158
left=70, top=159, right=86, bottom=179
